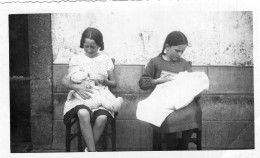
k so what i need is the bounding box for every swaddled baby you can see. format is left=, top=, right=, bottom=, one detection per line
left=136, top=71, right=209, bottom=127
left=69, top=66, right=123, bottom=112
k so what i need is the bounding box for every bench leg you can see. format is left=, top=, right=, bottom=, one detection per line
left=102, top=128, right=107, bottom=151
left=65, top=123, right=71, bottom=152
left=197, top=129, right=202, bottom=150
left=180, top=129, right=193, bottom=150
left=153, top=130, right=162, bottom=150
left=77, top=121, right=83, bottom=152
left=112, top=119, right=116, bottom=151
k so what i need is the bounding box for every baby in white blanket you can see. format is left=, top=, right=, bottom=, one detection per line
left=69, top=66, right=123, bottom=112
left=136, top=71, right=209, bottom=127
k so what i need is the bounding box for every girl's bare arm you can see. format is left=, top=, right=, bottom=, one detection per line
left=101, top=69, right=117, bottom=88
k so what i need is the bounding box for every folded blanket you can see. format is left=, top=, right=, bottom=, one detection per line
left=136, top=71, right=209, bottom=127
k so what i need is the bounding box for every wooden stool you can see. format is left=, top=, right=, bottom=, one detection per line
left=65, top=113, right=117, bottom=152
left=152, top=97, right=202, bottom=150
left=153, top=128, right=202, bottom=150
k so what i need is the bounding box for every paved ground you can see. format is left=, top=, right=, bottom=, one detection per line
left=11, top=142, right=33, bottom=153
left=11, top=142, right=199, bottom=153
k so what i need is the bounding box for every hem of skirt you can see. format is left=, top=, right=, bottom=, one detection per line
left=63, top=105, right=92, bottom=125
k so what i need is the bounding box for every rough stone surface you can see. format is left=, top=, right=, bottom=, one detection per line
left=228, top=122, right=254, bottom=149
left=28, top=14, right=53, bottom=80
left=112, top=65, right=150, bottom=94
left=53, top=65, right=68, bottom=92
left=116, top=120, right=153, bottom=150
left=28, top=14, right=52, bottom=47
left=52, top=120, right=78, bottom=150
left=31, top=114, right=52, bottom=146
left=201, top=95, right=254, bottom=121
left=53, top=93, right=67, bottom=120
left=28, top=14, right=53, bottom=147
left=208, top=67, right=253, bottom=94
left=29, top=47, right=52, bottom=80
left=30, top=80, right=52, bottom=115
left=203, top=121, right=253, bottom=149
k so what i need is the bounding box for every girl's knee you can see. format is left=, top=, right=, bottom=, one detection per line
left=95, top=115, right=107, bottom=126
left=77, top=109, right=91, bottom=122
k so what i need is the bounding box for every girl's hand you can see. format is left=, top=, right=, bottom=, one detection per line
left=75, top=82, right=93, bottom=99
left=154, top=74, right=176, bottom=84
left=94, top=71, right=117, bottom=88
left=164, top=74, right=177, bottom=81
left=94, top=73, right=108, bottom=86
left=100, top=77, right=109, bottom=86
left=93, top=78, right=108, bottom=86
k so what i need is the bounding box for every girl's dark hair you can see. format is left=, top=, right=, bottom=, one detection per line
left=80, top=27, right=104, bottom=51
left=158, top=31, right=188, bottom=56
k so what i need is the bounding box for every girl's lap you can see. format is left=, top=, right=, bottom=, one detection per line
left=63, top=104, right=112, bottom=125
left=91, top=108, right=113, bottom=124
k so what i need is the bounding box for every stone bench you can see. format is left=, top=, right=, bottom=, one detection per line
left=52, top=64, right=254, bottom=150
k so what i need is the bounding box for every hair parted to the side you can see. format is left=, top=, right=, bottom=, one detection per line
left=158, top=31, right=188, bottom=57
left=80, top=27, right=104, bottom=51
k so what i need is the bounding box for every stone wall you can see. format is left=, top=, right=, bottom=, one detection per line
left=51, top=11, right=253, bottom=66
left=28, top=14, right=53, bottom=148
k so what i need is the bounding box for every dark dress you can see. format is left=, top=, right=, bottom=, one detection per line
left=139, top=56, right=202, bottom=133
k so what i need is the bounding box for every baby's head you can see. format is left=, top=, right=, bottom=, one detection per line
left=70, top=68, right=88, bottom=83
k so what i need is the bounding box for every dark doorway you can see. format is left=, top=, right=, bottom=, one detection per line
left=9, top=14, right=32, bottom=152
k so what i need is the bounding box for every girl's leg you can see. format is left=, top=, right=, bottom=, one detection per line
left=92, top=115, right=108, bottom=144
left=77, top=109, right=96, bottom=152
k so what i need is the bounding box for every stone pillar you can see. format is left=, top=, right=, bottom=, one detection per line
left=28, top=14, right=53, bottom=147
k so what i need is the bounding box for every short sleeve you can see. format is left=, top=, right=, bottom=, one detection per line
left=68, top=56, right=79, bottom=67
left=106, top=57, right=114, bottom=71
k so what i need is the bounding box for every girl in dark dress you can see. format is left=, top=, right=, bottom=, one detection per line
left=139, top=31, right=201, bottom=150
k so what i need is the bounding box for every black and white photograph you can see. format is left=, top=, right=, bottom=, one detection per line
left=0, top=0, right=259, bottom=158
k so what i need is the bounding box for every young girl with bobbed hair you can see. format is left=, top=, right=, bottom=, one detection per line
left=62, top=27, right=122, bottom=152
